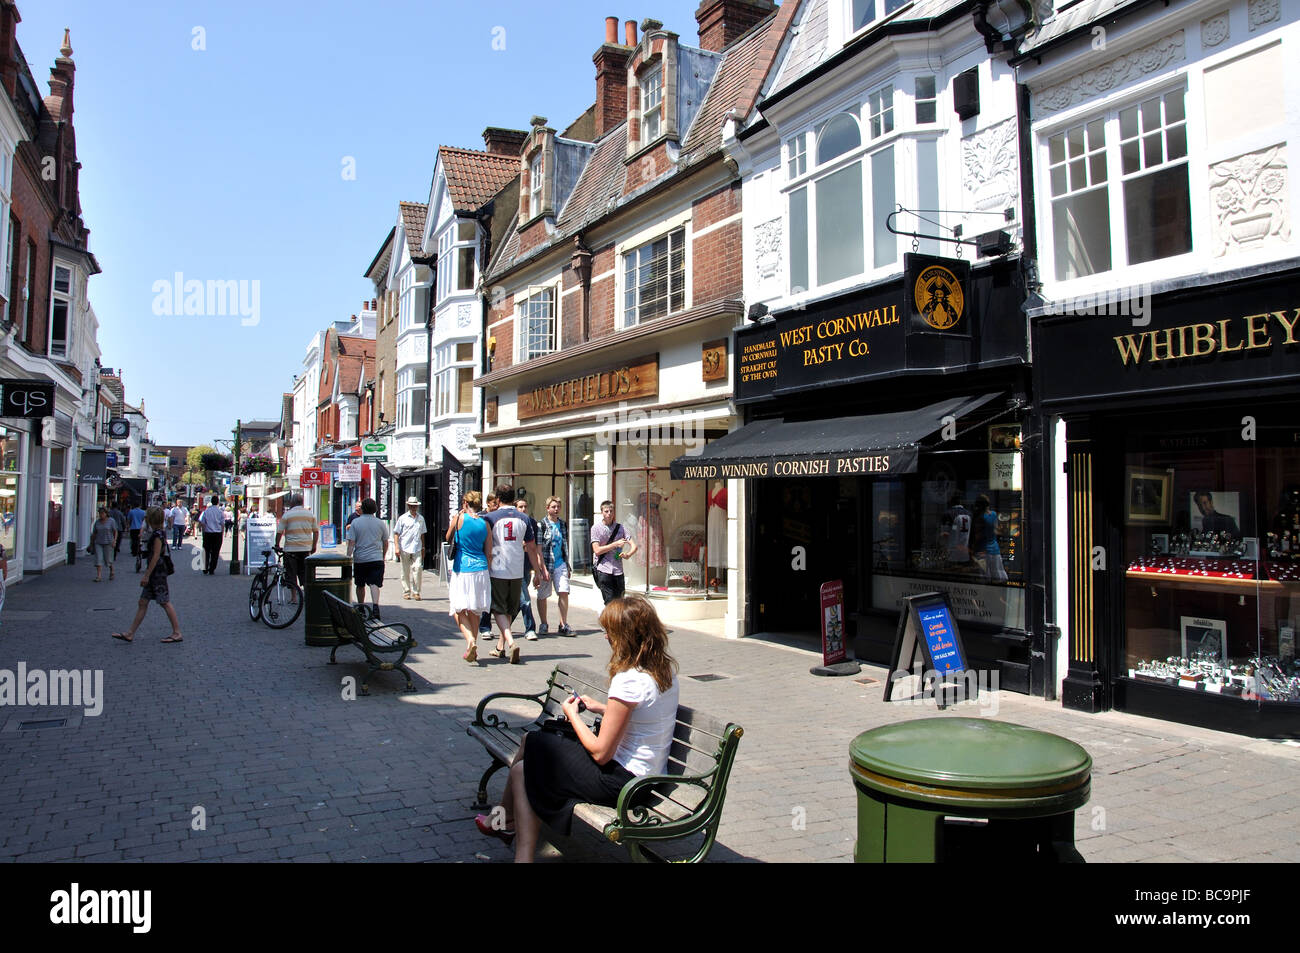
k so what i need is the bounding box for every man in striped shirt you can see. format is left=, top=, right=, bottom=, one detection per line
left=275, top=494, right=319, bottom=588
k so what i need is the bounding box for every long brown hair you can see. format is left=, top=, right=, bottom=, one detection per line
left=599, top=595, right=677, bottom=692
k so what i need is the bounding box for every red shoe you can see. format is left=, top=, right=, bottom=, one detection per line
left=475, top=813, right=515, bottom=845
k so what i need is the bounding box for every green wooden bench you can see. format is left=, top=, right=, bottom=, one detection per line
left=322, top=592, right=418, bottom=694
left=467, top=661, right=743, bottom=863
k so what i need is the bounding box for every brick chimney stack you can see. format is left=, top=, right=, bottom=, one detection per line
left=695, top=0, right=774, bottom=52
left=593, top=16, right=633, bottom=138
left=0, top=2, right=19, bottom=99
left=482, top=126, right=529, bottom=156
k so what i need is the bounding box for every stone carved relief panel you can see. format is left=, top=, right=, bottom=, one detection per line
left=455, top=425, right=471, bottom=452
left=1209, top=144, right=1290, bottom=256
left=962, top=118, right=1019, bottom=216
left=1201, top=11, right=1230, bottom=47
left=457, top=303, right=473, bottom=328
left=1248, top=0, right=1280, bottom=31
left=1037, top=31, right=1185, bottom=114
left=754, top=218, right=783, bottom=290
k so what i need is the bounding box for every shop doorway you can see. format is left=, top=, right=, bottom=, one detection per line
left=752, top=477, right=863, bottom=639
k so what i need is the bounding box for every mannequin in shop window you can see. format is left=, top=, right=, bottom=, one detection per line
left=633, top=489, right=665, bottom=570
left=707, top=481, right=727, bottom=588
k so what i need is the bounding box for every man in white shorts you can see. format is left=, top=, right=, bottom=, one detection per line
left=534, top=495, right=573, bottom=636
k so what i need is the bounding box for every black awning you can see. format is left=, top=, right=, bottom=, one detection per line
left=669, top=395, right=1000, bottom=480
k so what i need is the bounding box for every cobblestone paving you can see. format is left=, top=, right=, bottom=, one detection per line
left=1, top=542, right=1297, bottom=863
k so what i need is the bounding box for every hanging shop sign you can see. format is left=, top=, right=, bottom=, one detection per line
left=375, top=464, right=396, bottom=521
left=320, top=459, right=341, bottom=474
left=80, top=450, right=107, bottom=484
left=517, top=355, right=658, bottom=421
left=362, top=442, right=387, bottom=463
left=904, top=253, right=970, bottom=334
left=300, top=468, right=329, bottom=488
left=105, top=451, right=118, bottom=468
left=0, top=378, right=55, bottom=418
left=337, top=463, right=362, bottom=483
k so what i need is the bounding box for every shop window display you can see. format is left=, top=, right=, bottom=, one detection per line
left=0, top=426, right=18, bottom=562
left=613, top=438, right=723, bottom=595
left=869, top=424, right=1025, bottom=630
left=1123, top=419, right=1300, bottom=704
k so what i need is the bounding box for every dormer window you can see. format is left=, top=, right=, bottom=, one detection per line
left=528, top=153, right=544, bottom=218
left=851, top=0, right=909, bottom=32
left=641, top=66, right=664, bottom=142
left=49, top=264, right=72, bottom=359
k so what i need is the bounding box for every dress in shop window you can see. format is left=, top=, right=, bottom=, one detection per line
left=630, top=491, right=665, bottom=568
left=707, top=482, right=727, bottom=568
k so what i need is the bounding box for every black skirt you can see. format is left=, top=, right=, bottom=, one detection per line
left=522, top=729, right=635, bottom=836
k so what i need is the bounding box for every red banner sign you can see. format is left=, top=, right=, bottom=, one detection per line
left=820, top=579, right=847, bottom=666
left=300, top=468, right=329, bottom=488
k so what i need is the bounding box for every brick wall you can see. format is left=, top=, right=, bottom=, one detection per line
left=623, top=142, right=674, bottom=195
left=692, top=181, right=741, bottom=231
left=691, top=220, right=743, bottom=304
left=9, top=147, right=53, bottom=353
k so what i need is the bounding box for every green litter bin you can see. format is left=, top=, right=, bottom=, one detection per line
left=850, top=717, right=1091, bottom=863
left=303, top=552, right=353, bottom=646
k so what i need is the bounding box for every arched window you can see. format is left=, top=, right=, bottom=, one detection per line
left=816, top=113, right=861, bottom=164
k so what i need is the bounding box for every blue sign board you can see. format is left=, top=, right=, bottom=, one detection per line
left=106, top=451, right=118, bottom=468
left=917, top=603, right=965, bottom=675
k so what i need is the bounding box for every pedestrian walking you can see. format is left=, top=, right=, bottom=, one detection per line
left=274, top=493, right=318, bottom=588
left=345, top=498, right=390, bottom=619
left=535, top=495, right=573, bottom=635
left=516, top=497, right=540, bottom=640
left=91, top=507, right=118, bottom=583
left=484, top=485, right=546, bottom=664
left=478, top=493, right=500, bottom=637
left=446, top=491, right=492, bottom=663
left=112, top=506, right=185, bottom=643
left=108, top=502, right=127, bottom=557
left=127, top=500, right=148, bottom=572
left=591, top=500, right=637, bottom=605
left=393, top=496, right=427, bottom=601
left=345, top=500, right=362, bottom=531
left=199, top=495, right=226, bottom=574
left=475, top=595, right=680, bottom=862
left=169, top=500, right=189, bottom=549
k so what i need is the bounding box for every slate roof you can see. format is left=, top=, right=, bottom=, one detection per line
left=1019, top=0, right=1145, bottom=54
left=398, top=202, right=428, bottom=261
left=489, top=10, right=792, bottom=279
left=440, top=146, right=520, bottom=213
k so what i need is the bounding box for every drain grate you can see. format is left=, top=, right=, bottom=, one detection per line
left=853, top=676, right=880, bottom=686
left=18, top=718, right=67, bottom=731
left=687, top=673, right=731, bottom=682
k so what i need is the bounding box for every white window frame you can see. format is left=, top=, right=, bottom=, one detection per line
left=786, top=133, right=807, bottom=180
left=529, top=153, right=544, bottom=218
left=867, top=84, right=894, bottom=140
left=621, top=226, right=686, bottom=329
left=398, top=267, right=416, bottom=332
left=436, top=219, right=477, bottom=304
left=517, top=285, right=558, bottom=362
left=641, top=65, right=664, bottom=144
left=849, top=0, right=912, bottom=36
left=49, top=263, right=73, bottom=359
left=914, top=75, right=937, bottom=125
left=785, top=105, right=899, bottom=296
left=396, top=364, right=428, bottom=431
left=434, top=340, right=475, bottom=419
left=1040, top=83, right=1193, bottom=285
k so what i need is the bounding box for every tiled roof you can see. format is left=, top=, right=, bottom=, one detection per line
left=682, top=5, right=796, bottom=153
left=491, top=11, right=791, bottom=279
left=440, top=146, right=520, bottom=213
left=1019, top=0, right=1144, bottom=54
left=398, top=202, right=428, bottom=261
left=336, top=337, right=376, bottom=395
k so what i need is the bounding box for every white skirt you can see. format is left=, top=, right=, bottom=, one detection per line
left=448, top=569, right=490, bottom=615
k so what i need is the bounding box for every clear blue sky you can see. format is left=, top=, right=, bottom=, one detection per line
left=19, top=0, right=710, bottom=446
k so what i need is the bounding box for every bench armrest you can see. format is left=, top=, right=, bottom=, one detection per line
left=611, top=770, right=717, bottom=833
left=471, top=690, right=549, bottom=730
left=368, top=621, right=413, bottom=642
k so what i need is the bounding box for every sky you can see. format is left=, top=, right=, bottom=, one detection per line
left=19, top=0, right=710, bottom=446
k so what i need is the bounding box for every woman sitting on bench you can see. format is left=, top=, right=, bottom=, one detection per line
left=476, top=594, right=680, bottom=862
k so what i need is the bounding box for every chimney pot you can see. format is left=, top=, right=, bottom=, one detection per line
left=625, top=20, right=637, bottom=45
left=605, top=16, right=618, bottom=44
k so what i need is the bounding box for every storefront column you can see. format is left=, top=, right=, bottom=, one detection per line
left=725, top=477, right=746, bottom=639
left=1061, top=417, right=1105, bottom=713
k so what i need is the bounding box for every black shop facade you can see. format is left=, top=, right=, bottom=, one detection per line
left=672, top=255, right=1051, bottom=695
left=1037, top=264, right=1300, bottom=737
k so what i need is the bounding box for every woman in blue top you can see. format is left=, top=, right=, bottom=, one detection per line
left=446, top=491, right=493, bottom=663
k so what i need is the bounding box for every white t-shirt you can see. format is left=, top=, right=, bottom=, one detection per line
left=609, top=669, right=680, bottom=776
left=486, top=507, right=534, bottom=580
left=170, top=506, right=188, bottom=526
left=394, top=512, right=427, bottom=552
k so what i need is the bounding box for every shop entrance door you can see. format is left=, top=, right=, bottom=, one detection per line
left=752, top=477, right=862, bottom=637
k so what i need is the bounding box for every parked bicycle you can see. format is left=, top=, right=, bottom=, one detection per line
left=249, top=546, right=304, bottom=628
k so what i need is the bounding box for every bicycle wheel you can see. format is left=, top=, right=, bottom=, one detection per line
left=260, top=576, right=304, bottom=629
left=248, top=574, right=268, bottom=621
